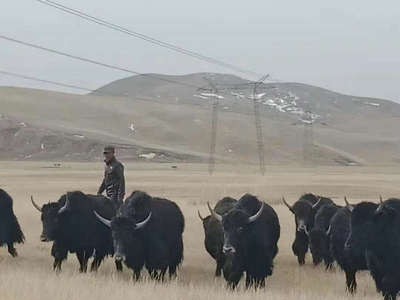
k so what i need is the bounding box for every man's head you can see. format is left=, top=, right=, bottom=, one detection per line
left=103, top=145, right=115, bottom=163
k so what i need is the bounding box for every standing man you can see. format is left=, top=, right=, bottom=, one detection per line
left=98, top=145, right=125, bottom=208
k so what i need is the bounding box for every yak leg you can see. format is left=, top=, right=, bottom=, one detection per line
left=254, top=278, right=266, bottom=289
left=76, top=251, right=85, bottom=273
left=133, top=269, right=141, bottom=281
left=51, top=242, right=67, bottom=273
left=366, top=250, right=385, bottom=293
left=169, top=265, right=177, bottom=279
left=158, top=267, right=167, bottom=282
left=345, top=270, right=357, bottom=294
left=115, top=260, right=123, bottom=272
left=246, top=274, right=265, bottom=290
left=245, top=274, right=254, bottom=289
left=76, top=250, right=89, bottom=273
left=90, top=252, right=106, bottom=272
left=227, top=273, right=243, bottom=290
left=90, top=258, right=101, bottom=272
left=382, top=276, right=399, bottom=300
left=7, top=242, right=18, bottom=257
left=215, top=256, right=225, bottom=277
left=293, top=232, right=308, bottom=265
left=148, top=269, right=157, bottom=279
left=324, top=257, right=334, bottom=270
left=383, top=292, right=397, bottom=300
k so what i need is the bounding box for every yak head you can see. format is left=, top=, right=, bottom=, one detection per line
left=198, top=212, right=212, bottom=229
left=283, top=195, right=321, bottom=234
left=373, top=198, right=400, bottom=230
left=31, top=193, right=84, bottom=242
left=94, top=210, right=151, bottom=262
left=207, top=201, right=264, bottom=256
left=198, top=197, right=237, bottom=237
left=31, top=195, right=61, bottom=242
left=345, top=202, right=378, bottom=259
left=198, top=211, right=224, bottom=240
left=56, top=191, right=92, bottom=216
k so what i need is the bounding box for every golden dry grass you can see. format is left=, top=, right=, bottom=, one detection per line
left=1, top=162, right=398, bottom=300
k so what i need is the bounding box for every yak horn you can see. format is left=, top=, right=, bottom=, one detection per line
left=304, top=225, right=310, bottom=236
left=30, top=196, right=42, bottom=212
left=344, top=196, right=354, bottom=212
left=379, top=195, right=384, bottom=204
left=344, top=196, right=350, bottom=206
left=207, top=202, right=222, bottom=222
left=248, top=202, right=265, bottom=223
left=326, top=225, right=332, bottom=236
left=135, top=212, right=152, bottom=229
left=312, top=197, right=322, bottom=209
left=94, top=211, right=111, bottom=228
left=197, top=210, right=205, bottom=221
left=58, top=192, right=70, bottom=214
left=282, top=197, right=294, bottom=213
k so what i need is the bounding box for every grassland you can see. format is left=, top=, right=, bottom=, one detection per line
left=1, top=162, right=398, bottom=300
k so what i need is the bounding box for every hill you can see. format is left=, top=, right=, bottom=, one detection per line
left=1, top=72, right=400, bottom=165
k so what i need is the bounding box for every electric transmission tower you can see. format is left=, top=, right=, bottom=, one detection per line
left=251, top=75, right=269, bottom=175
left=302, top=110, right=314, bottom=166
left=203, top=77, right=220, bottom=175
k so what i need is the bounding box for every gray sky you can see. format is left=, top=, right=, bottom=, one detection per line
left=1, top=0, right=399, bottom=101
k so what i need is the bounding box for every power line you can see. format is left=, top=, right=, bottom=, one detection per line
left=0, top=68, right=174, bottom=103
left=0, top=70, right=94, bottom=92
left=34, top=0, right=261, bottom=78
left=0, top=34, right=201, bottom=89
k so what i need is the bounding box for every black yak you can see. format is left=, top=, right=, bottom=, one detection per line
left=95, top=191, right=184, bottom=281
left=208, top=194, right=280, bottom=289
left=0, top=189, right=24, bottom=257
left=365, top=198, right=400, bottom=300
left=31, top=191, right=119, bottom=272
left=282, top=193, right=333, bottom=265
left=345, top=200, right=383, bottom=295
left=309, top=203, right=340, bottom=268
left=198, top=196, right=237, bottom=277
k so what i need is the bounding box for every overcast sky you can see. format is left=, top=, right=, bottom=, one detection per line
left=0, top=0, right=399, bottom=101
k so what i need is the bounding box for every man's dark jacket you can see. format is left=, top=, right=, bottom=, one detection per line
left=98, top=157, right=125, bottom=205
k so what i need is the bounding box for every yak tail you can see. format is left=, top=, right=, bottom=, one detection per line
left=10, top=214, right=25, bottom=244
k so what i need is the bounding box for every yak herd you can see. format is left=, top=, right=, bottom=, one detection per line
left=1, top=187, right=400, bottom=299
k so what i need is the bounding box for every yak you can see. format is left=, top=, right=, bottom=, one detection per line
left=31, top=191, right=119, bottom=272
left=344, top=200, right=384, bottom=295
left=309, top=203, right=340, bottom=268
left=198, top=196, right=237, bottom=277
left=208, top=194, right=280, bottom=289
left=0, top=189, right=24, bottom=257
left=283, top=193, right=333, bottom=265
left=365, top=198, right=400, bottom=300
left=95, top=191, right=184, bottom=281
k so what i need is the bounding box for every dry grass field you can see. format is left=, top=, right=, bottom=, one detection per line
left=1, top=161, right=399, bottom=300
